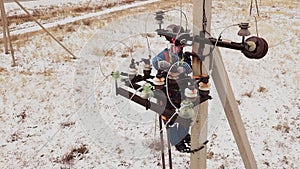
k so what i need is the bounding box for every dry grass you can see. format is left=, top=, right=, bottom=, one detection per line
left=259, top=0, right=299, bottom=8
left=242, top=90, right=253, bottom=98
left=272, top=123, right=290, bottom=133
left=207, top=151, right=214, bottom=159
left=66, top=26, right=76, bottom=33
left=36, top=69, right=55, bottom=76
left=263, top=161, right=270, bottom=167
left=60, top=144, right=89, bottom=164
left=60, top=121, right=75, bottom=128
left=7, top=132, right=21, bottom=143
left=16, top=111, right=26, bottom=123
left=104, top=49, right=115, bottom=57
left=120, top=53, right=129, bottom=58
left=141, top=33, right=156, bottom=38
left=82, top=19, right=92, bottom=26
left=257, top=86, right=268, bottom=93
left=0, top=67, right=9, bottom=75
left=19, top=70, right=33, bottom=76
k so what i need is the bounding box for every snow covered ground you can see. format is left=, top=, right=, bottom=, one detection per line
left=0, top=0, right=299, bottom=168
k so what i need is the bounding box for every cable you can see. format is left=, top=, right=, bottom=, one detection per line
left=207, top=23, right=239, bottom=74
left=255, top=0, right=260, bottom=16
left=254, top=16, right=259, bottom=37
left=202, top=0, right=207, bottom=32
left=153, top=8, right=188, bottom=36
left=166, top=8, right=189, bottom=34
left=249, top=0, right=260, bottom=16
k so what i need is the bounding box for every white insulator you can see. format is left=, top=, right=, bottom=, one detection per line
left=184, top=88, right=198, bottom=98
left=153, top=77, right=165, bottom=86
left=129, top=68, right=137, bottom=75
left=144, top=64, right=152, bottom=71
left=168, top=72, right=180, bottom=80
left=199, top=82, right=211, bottom=91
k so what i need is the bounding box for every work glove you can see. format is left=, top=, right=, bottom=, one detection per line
left=176, top=66, right=186, bottom=74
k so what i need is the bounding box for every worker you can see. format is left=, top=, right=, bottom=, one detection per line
left=152, top=38, right=192, bottom=75
left=152, top=25, right=193, bottom=152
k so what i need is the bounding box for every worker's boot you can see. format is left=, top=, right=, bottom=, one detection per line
left=175, top=140, right=191, bottom=153
left=183, top=133, right=191, bottom=146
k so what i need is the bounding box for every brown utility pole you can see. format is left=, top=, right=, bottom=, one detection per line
left=210, top=48, right=258, bottom=169
left=190, top=0, right=258, bottom=169
left=0, top=0, right=8, bottom=54
left=190, top=0, right=212, bottom=168
left=0, top=0, right=16, bottom=66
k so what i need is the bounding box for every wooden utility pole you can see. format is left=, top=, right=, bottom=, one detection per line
left=190, top=0, right=258, bottom=169
left=0, top=0, right=16, bottom=66
left=190, top=0, right=212, bottom=169
left=0, top=0, right=8, bottom=53
left=211, top=48, right=258, bottom=169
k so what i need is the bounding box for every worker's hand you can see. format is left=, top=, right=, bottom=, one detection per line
left=177, top=66, right=186, bottom=74
left=158, top=61, right=171, bottom=70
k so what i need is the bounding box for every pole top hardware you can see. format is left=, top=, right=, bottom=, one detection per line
left=155, top=19, right=268, bottom=59
left=238, top=23, right=251, bottom=37
left=155, top=11, right=165, bottom=29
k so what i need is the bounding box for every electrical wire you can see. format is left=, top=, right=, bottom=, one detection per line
left=97, top=34, right=148, bottom=125
left=254, top=16, right=259, bottom=37
left=166, top=8, right=189, bottom=34
left=202, top=23, right=239, bottom=75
